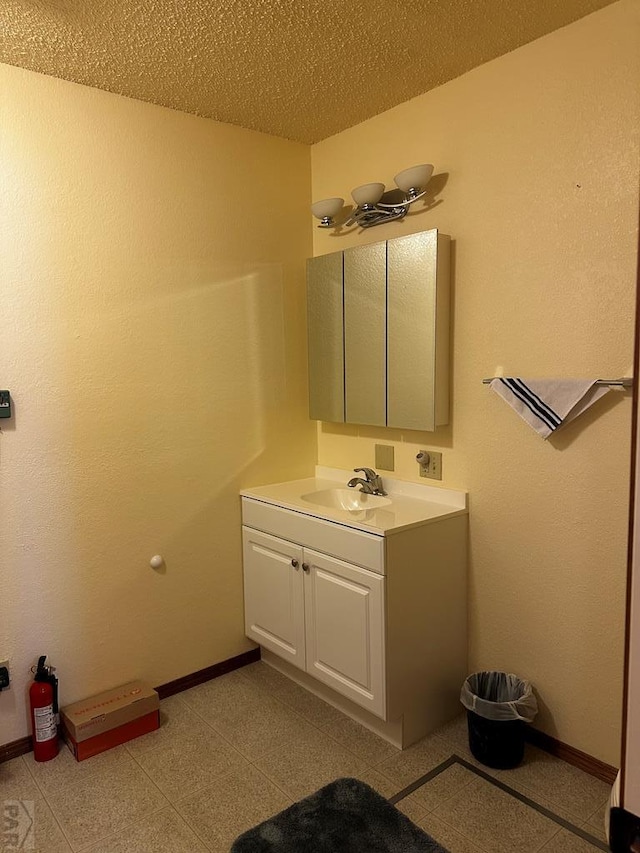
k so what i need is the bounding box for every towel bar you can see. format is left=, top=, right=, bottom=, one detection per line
left=482, top=377, right=633, bottom=387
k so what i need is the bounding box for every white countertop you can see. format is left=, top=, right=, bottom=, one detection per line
left=240, top=467, right=468, bottom=536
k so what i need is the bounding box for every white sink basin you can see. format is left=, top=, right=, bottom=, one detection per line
left=301, top=488, right=392, bottom=512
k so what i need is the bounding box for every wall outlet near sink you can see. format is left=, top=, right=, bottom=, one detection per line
left=417, top=450, right=442, bottom=480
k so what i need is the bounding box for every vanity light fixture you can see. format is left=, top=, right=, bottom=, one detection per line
left=311, top=163, right=434, bottom=230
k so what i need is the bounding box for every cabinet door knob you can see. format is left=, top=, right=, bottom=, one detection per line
left=291, top=559, right=299, bottom=568
left=302, top=563, right=310, bottom=573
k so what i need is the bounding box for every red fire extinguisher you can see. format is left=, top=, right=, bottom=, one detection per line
left=29, top=655, right=59, bottom=762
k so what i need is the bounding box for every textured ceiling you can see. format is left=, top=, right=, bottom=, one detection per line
left=1, top=0, right=618, bottom=144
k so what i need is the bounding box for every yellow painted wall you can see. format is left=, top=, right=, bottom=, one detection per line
left=0, top=63, right=315, bottom=743
left=1, top=2, right=637, bottom=766
left=311, top=0, right=639, bottom=764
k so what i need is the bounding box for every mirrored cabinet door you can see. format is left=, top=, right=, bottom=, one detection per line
left=307, top=251, right=344, bottom=422
left=387, top=230, right=450, bottom=431
left=344, top=241, right=386, bottom=427
left=307, top=228, right=450, bottom=432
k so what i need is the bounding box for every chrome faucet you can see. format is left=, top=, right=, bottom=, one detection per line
left=347, top=467, right=387, bottom=496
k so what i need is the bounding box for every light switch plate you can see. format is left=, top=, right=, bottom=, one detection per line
left=375, top=444, right=395, bottom=471
left=419, top=450, right=442, bottom=480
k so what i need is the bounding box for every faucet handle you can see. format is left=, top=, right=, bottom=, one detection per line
left=353, top=467, right=378, bottom=480
left=352, top=467, right=387, bottom=496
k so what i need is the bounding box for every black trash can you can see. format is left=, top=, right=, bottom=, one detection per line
left=460, top=671, right=538, bottom=770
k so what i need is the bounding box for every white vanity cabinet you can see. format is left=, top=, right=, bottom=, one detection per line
left=243, top=526, right=385, bottom=717
left=241, top=482, right=468, bottom=749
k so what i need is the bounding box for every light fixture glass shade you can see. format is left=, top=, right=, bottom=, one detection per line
left=311, top=197, right=344, bottom=220
left=394, top=164, right=434, bottom=193
left=351, top=182, right=385, bottom=207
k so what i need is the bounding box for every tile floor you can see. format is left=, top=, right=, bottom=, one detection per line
left=0, top=661, right=612, bottom=852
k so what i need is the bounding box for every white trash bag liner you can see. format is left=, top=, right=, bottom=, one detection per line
left=460, top=671, right=538, bottom=723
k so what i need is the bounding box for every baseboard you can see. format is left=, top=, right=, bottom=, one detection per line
left=155, top=647, right=260, bottom=699
left=526, top=726, right=618, bottom=784
left=0, top=648, right=261, bottom=763
left=0, top=735, right=32, bottom=764
left=155, top=649, right=617, bottom=785
left=2, top=652, right=618, bottom=788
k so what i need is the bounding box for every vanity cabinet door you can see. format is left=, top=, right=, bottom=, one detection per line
left=303, top=548, right=385, bottom=718
left=242, top=527, right=306, bottom=670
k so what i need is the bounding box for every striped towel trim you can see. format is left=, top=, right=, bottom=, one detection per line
left=489, top=378, right=610, bottom=439
left=499, top=378, right=562, bottom=432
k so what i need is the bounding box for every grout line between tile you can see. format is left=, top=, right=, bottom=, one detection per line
left=580, top=818, right=608, bottom=845
left=190, top=672, right=370, bottom=767
left=246, top=762, right=296, bottom=808
left=235, top=666, right=367, bottom=745
left=421, top=812, right=495, bottom=853
left=23, top=748, right=170, bottom=853
left=169, top=763, right=294, bottom=852
left=428, top=766, right=478, bottom=812
left=138, top=695, right=248, bottom=763
left=425, top=787, right=564, bottom=853
left=532, top=823, right=564, bottom=853
left=491, top=771, right=608, bottom=828
left=124, top=743, right=176, bottom=800
left=19, top=753, right=78, bottom=852
left=166, top=802, right=214, bottom=852
left=524, top=785, right=598, bottom=827
left=73, top=804, right=170, bottom=853
left=234, top=671, right=334, bottom=723
left=61, top=748, right=174, bottom=852
left=585, top=796, right=610, bottom=827
left=138, top=678, right=341, bottom=796
left=125, top=739, right=250, bottom=810
left=397, top=755, right=608, bottom=852
left=18, top=753, right=47, bottom=796
left=389, top=755, right=459, bottom=803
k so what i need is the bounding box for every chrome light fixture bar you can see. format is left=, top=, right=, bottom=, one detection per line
left=311, top=164, right=434, bottom=230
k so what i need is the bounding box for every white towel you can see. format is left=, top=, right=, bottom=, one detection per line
left=489, top=378, right=610, bottom=439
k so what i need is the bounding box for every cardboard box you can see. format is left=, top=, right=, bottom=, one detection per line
left=61, top=680, right=160, bottom=761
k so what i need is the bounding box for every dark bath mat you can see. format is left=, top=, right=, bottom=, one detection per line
left=229, top=776, right=449, bottom=853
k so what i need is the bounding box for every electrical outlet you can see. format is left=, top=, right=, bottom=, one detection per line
left=417, top=450, right=443, bottom=480
left=0, top=391, right=11, bottom=419
left=0, top=659, right=10, bottom=691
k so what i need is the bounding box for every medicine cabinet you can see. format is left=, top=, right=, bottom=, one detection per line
left=306, top=229, right=450, bottom=432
